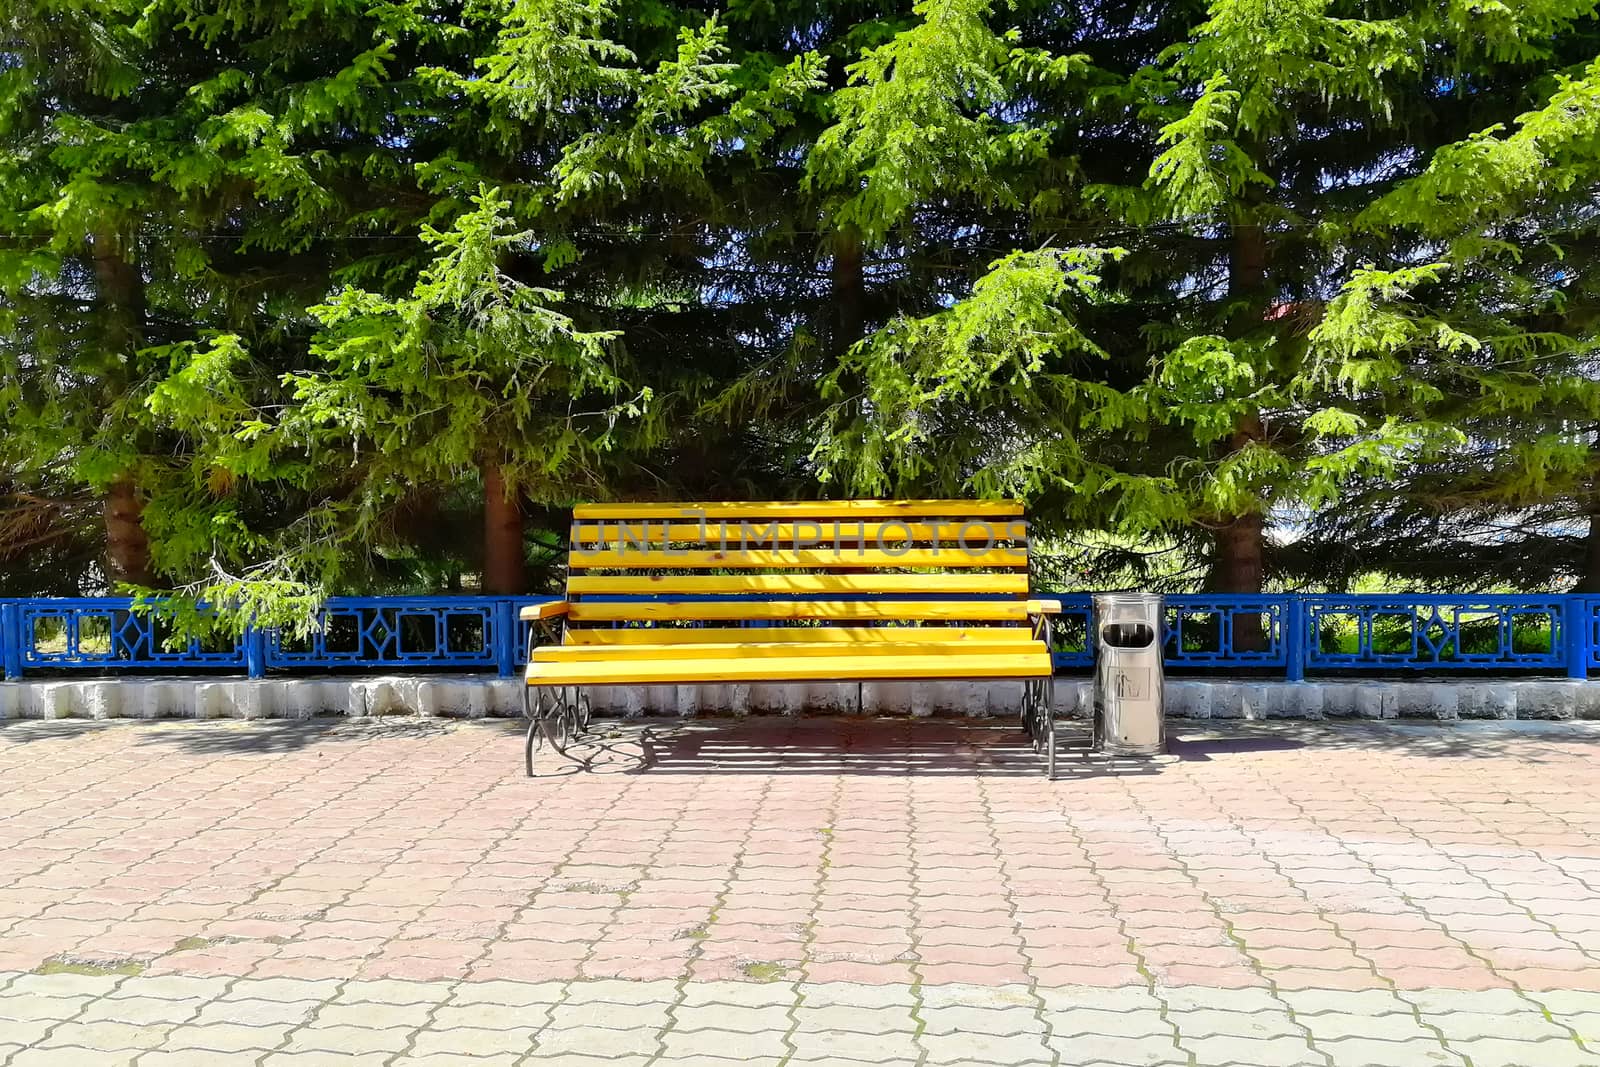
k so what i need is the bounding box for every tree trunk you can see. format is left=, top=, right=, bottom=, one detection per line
left=481, top=459, right=525, bottom=595
left=1213, top=503, right=1266, bottom=593
left=1579, top=493, right=1600, bottom=594
left=89, top=229, right=157, bottom=590
left=831, top=227, right=865, bottom=357
left=103, top=475, right=155, bottom=587
left=1209, top=216, right=1269, bottom=600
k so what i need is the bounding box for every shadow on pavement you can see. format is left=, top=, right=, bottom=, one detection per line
left=5, top=712, right=1596, bottom=771
left=0, top=719, right=120, bottom=745
left=1171, top=718, right=1600, bottom=762
left=524, top=717, right=1163, bottom=779
left=126, top=716, right=456, bottom=755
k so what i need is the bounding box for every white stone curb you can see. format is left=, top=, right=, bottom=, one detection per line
left=2, top=675, right=1599, bottom=722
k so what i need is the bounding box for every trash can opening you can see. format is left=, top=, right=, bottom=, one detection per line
left=1100, top=621, right=1156, bottom=648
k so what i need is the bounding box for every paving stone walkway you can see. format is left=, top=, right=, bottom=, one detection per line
left=2, top=715, right=1599, bottom=1065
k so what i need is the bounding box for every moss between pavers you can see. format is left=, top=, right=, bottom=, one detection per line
left=34, top=956, right=145, bottom=977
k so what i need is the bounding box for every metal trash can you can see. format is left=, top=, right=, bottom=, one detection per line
left=1093, top=593, right=1165, bottom=756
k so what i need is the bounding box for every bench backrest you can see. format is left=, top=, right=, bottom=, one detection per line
left=563, top=500, right=1034, bottom=633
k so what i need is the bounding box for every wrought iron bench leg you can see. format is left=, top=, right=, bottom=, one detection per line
left=1044, top=674, right=1055, bottom=780
left=525, top=685, right=588, bottom=777
left=531, top=684, right=550, bottom=777
left=1021, top=675, right=1056, bottom=779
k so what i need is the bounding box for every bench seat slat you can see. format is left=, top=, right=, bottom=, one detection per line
left=569, top=547, right=1025, bottom=570
left=567, top=600, right=1031, bottom=623
left=571, top=521, right=1027, bottom=546
left=526, top=651, right=1053, bottom=686
left=562, top=626, right=1033, bottom=645
left=574, top=500, right=1023, bottom=520
left=535, top=639, right=1047, bottom=661
left=566, top=573, right=1031, bottom=595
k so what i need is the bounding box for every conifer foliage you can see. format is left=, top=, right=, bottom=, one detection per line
left=0, top=0, right=1597, bottom=615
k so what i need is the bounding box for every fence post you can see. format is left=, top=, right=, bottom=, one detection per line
left=1567, top=596, right=1590, bottom=681
left=1285, top=596, right=1306, bottom=682
left=243, top=623, right=266, bottom=680
left=1, top=602, right=22, bottom=680
left=496, top=600, right=518, bottom=679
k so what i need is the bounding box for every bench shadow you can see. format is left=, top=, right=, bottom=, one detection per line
left=526, top=717, right=1164, bottom=779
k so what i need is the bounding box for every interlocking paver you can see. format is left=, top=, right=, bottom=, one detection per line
left=1444, top=1037, right=1596, bottom=1067
left=7, top=1049, right=142, bottom=1067
left=1425, top=1010, right=1571, bottom=1042
left=1179, top=1033, right=1322, bottom=1066
left=1047, top=1032, right=1186, bottom=1066
left=1318, top=1036, right=1466, bottom=1067
left=0, top=994, right=92, bottom=1022
left=1046, top=1006, right=1170, bottom=1039
left=75, top=996, right=201, bottom=1026
left=219, top=978, right=340, bottom=1003
left=1165, top=1007, right=1301, bottom=1039
left=6, top=973, right=124, bottom=998
left=918, top=1003, right=1045, bottom=1036
left=5, top=719, right=1600, bottom=1065
left=137, top=1050, right=243, bottom=1067
left=677, top=981, right=796, bottom=1008
left=157, top=1021, right=293, bottom=1052
left=545, top=999, right=667, bottom=1031
left=658, top=1028, right=791, bottom=1060
left=919, top=1029, right=1055, bottom=1064
left=0, top=1019, right=55, bottom=1046
left=257, top=1053, right=390, bottom=1066
left=531, top=1025, right=659, bottom=1057
left=406, top=1026, right=531, bottom=1057
left=36, top=1020, right=170, bottom=1051
left=312, top=999, right=436, bottom=1030
left=332, top=979, right=456, bottom=1006
left=786, top=1026, right=920, bottom=1061
left=281, top=1024, right=415, bottom=1054
left=793, top=1001, right=915, bottom=1034
left=1277, top=988, right=1413, bottom=1016
left=670, top=1002, right=793, bottom=1033
left=192, top=997, right=320, bottom=1026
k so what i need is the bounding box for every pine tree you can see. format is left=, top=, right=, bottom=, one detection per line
left=0, top=0, right=457, bottom=594
left=806, top=0, right=1600, bottom=600
left=161, top=187, right=643, bottom=611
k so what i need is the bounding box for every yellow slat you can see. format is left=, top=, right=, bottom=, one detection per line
left=568, top=547, right=1026, bottom=570
left=573, top=500, right=1023, bottom=520
left=570, top=521, right=1028, bottom=545
left=534, top=639, right=1046, bottom=661
left=565, top=573, right=1030, bottom=596
left=563, top=626, right=1030, bottom=645
left=567, top=600, right=1030, bottom=623
left=526, top=652, right=1053, bottom=686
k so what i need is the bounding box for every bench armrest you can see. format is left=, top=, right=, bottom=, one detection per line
left=1026, top=598, right=1063, bottom=616
left=519, top=601, right=570, bottom=622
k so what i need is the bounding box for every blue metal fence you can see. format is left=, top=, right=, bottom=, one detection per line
left=0, top=593, right=1592, bottom=681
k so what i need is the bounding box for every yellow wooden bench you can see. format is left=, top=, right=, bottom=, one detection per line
left=519, top=500, right=1062, bottom=775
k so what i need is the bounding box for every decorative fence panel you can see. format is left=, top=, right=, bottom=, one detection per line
left=5, top=598, right=249, bottom=675
left=1301, top=596, right=1566, bottom=673
left=1047, top=595, right=1094, bottom=669
left=264, top=597, right=532, bottom=676
left=0, top=593, right=1593, bottom=681
left=1163, top=597, right=1287, bottom=670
